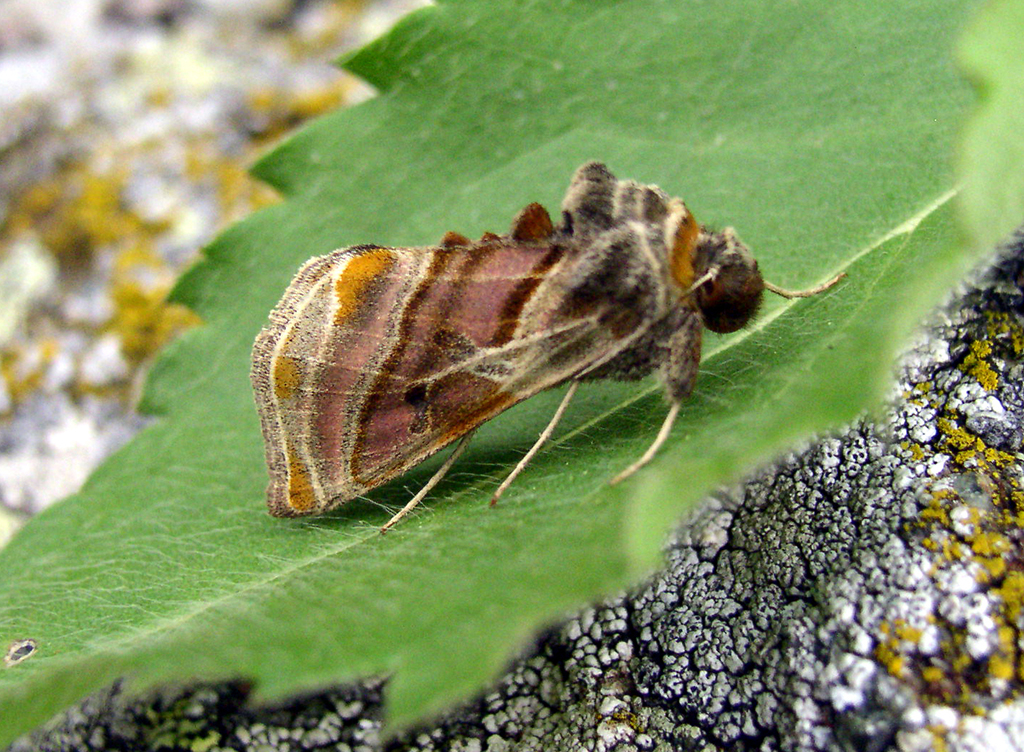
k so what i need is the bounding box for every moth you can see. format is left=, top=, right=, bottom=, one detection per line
left=251, top=162, right=842, bottom=531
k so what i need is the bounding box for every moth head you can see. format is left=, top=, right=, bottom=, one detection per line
left=690, top=227, right=765, bottom=334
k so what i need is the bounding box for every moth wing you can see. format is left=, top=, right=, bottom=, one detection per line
left=344, top=243, right=622, bottom=500
left=252, top=244, right=415, bottom=517
left=252, top=241, right=628, bottom=517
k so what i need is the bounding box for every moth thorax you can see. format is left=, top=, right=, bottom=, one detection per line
left=692, top=228, right=765, bottom=334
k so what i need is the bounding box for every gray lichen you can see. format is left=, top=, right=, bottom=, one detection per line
left=8, top=680, right=386, bottom=752
left=11, top=240, right=1024, bottom=751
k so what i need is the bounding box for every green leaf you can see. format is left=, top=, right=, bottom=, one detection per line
left=0, top=0, right=983, bottom=744
left=957, top=0, right=1024, bottom=253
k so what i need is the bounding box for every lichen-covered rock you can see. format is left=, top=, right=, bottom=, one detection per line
left=11, top=241, right=1024, bottom=751
left=7, top=679, right=386, bottom=752
left=0, top=0, right=373, bottom=516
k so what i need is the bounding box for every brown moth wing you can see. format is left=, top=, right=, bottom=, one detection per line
left=252, top=236, right=634, bottom=518
left=252, top=245, right=410, bottom=517
left=349, top=237, right=594, bottom=486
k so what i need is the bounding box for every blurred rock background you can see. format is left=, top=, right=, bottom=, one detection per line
left=0, top=0, right=427, bottom=545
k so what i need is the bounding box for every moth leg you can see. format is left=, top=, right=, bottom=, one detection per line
left=491, top=381, right=579, bottom=506
left=609, top=312, right=699, bottom=485
left=609, top=402, right=681, bottom=486
left=380, top=430, right=475, bottom=533
left=660, top=312, right=702, bottom=402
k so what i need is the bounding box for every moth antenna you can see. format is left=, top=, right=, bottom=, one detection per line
left=610, top=401, right=681, bottom=486
left=380, top=431, right=475, bottom=533
left=764, top=272, right=845, bottom=299
left=684, top=268, right=718, bottom=298
left=491, top=381, right=579, bottom=506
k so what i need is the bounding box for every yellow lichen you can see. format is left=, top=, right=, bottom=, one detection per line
left=609, top=709, right=644, bottom=732
left=246, top=78, right=352, bottom=147
left=988, top=654, right=1014, bottom=680
left=959, top=339, right=999, bottom=391
left=5, top=166, right=141, bottom=271
left=895, top=621, right=924, bottom=642
left=912, top=475, right=1024, bottom=704
left=875, top=640, right=905, bottom=678
left=983, top=446, right=1016, bottom=467
left=952, top=651, right=972, bottom=673
left=977, top=556, right=1007, bottom=582
left=945, top=539, right=965, bottom=561
left=935, top=413, right=1020, bottom=481
left=938, top=419, right=976, bottom=451
left=996, top=571, right=1024, bottom=617
left=985, top=311, right=1024, bottom=355
left=0, top=44, right=358, bottom=417
left=971, top=532, right=1008, bottom=557
left=109, top=280, right=199, bottom=366
left=0, top=339, right=58, bottom=405
left=921, top=497, right=950, bottom=525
